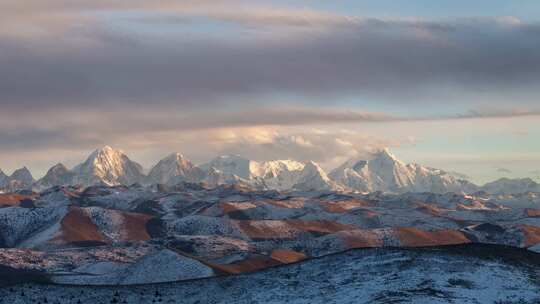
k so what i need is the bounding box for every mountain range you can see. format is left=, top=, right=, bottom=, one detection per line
left=1, top=145, right=539, bottom=194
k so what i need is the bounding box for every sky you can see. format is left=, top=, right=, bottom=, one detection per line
left=1, top=0, right=540, bottom=184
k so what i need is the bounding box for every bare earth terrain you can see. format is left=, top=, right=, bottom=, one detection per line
left=1, top=184, right=540, bottom=302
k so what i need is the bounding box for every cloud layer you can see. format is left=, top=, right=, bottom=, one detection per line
left=1, top=2, right=540, bottom=110
left=0, top=1, right=539, bottom=181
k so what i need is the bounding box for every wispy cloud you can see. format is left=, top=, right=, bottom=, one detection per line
left=0, top=105, right=539, bottom=159
left=451, top=109, right=540, bottom=120
left=448, top=171, right=470, bottom=180
left=210, top=128, right=408, bottom=169
left=496, top=167, right=513, bottom=174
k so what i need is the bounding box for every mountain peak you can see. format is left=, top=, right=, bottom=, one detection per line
left=48, top=163, right=69, bottom=173
left=101, top=145, right=115, bottom=151
left=304, top=160, right=323, bottom=171
left=73, top=145, right=144, bottom=187
left=147, top=152, right=202, bottom=185
left=369, top=148, right=406, bottom=171
left=85, top=146, right=134, bottom=168
left=201, top=155, right=253, bottom=180
left=158, top=152, right=190, bottom=163
left=91, top=145, right=122, bottom=157
left=54, top=162, right=67, bottom=168
left=481, top=177, right=540, bottom=194
left=330, top=148, right=471, bottom=193
left=34, top=163, right=74, bottom=190
left=170, top=152, right=185, bottom=158
left=302, top=161, right=332, bottom=180
left=2, top=167, right=36, bottom=189
left=293, top=161, right=340, bottom=191
left=372, top=148, right=398, bottom=161
left=11, top=167, right=34, bottom=181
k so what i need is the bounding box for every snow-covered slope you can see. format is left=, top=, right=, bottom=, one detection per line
left=291, top=161, right=342, bottom=191
left=254, top=159, right=341, bottom=191
left=330, top=149, right=415, bottom=193
left=147, top=153, right=204, bottom=185
left=51, top=249, right=214, bottom=285
left=71, top=146, right=145, bottom=187
left=199, top=156, right=338, bottom=191
left=3, top=245, right=539, bottom=304
left=0, top=184, right=540, bottom=287
left=407, top=163, right=478, bottom=193
left=201, top=167, right=250, bottom=188
left=330, top=149, right=474, bottom=194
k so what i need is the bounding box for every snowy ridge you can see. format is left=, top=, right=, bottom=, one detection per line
left=147, top=153, right=204, bottom=185
left=482, top=178, right=540, bottom=194
left=330, top=149, right=476, bottom=194
left=198, top=155, right=339, bottom=191
left=2, top=146, right=539, bottom=194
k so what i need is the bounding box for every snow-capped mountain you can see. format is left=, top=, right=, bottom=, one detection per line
left=253, top=159, right=306, bottom=179
left=10, top=167, right=35, bottom=185
left=407, top=163, right=479, bottom=194
left=181, top=155, right=255, bottom=187
left=330, top=149, right=413, bottom=193
left=1, top=146, right=539, bottom=195
left=198, top=156, right=338, bottom=191
left=71, top=146, right=145, bottom=187
left=198, top=155, right=257, bottom=180
left=255, top=160, right=307, bottom=191
left=34, top=163, right=74, bottom=190
left=330, top=149, right=473, bottom=194
left=481, top=178, right=540, bottom=195
left=147, top=153, right=204, bottom=185
left=201, top=167, right=251, bottom=188
left=0, top=167, right=35, bottom=191
left=291, top=161, right=343, bottom=191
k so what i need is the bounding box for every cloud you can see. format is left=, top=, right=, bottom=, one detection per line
left=0, top=1, right=454, bottom=36
left=1, top=2, right=539, bottom=178
left=0, top=127, right=102, bottom=151
left=530, top=170, right=540, bottom=177
left=209, top=128, right=410, bottom=170
left=0, top=106, right=396, bottom=142
left=0, top=104, right=538, bottom=161
left=0, top=106, right=402, bottom=153
left=496, top=167, right=513, bottom=174
left=451, top=109, right=540, bottom=120
left=448, top=171, right=470, bottom=180
left=1, top=3, right=540, bottom=111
